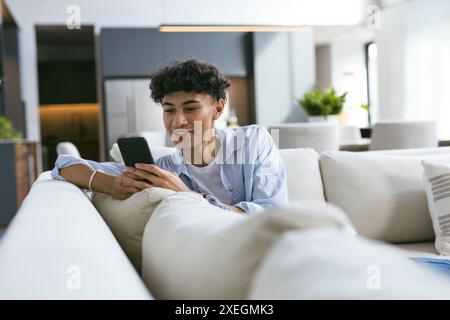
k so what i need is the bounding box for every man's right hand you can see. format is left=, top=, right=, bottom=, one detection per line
left=60, top=163, right=154, bottom=201
left=108, top=170, right=153, bottom=200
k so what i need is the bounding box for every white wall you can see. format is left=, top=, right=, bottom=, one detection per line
left=313, top=24, right=375, bottom=127
left=253, top=31, right=316, bottom=126
left=162, top=0, right=375, bottom=25
left=330, top=41, right=369, bottom=127
left=376, top=0, right=450, bottom=139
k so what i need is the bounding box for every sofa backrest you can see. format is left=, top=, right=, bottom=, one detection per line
left=319, top=147, right=450, bottom=243
left=110, top=141, right=450, bottom=243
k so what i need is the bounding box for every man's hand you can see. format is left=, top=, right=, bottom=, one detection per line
left=126, top=163, right=191, bottom=193
left=125, top=164, right=243, bottom=213
left=108, top=170, right=152, bottom=200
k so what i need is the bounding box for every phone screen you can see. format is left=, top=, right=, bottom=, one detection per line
left=117, top=137, right=155, bottom=167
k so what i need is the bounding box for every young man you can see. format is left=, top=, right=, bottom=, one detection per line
left=52, top=59, right=288, bottom=213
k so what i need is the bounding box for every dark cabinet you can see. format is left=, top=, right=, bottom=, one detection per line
left=0, top=141, right=37, bottom=225
left=100, top=28, right=164, bottom=78
left=207, top=33, right=248, bottom=77
left=0, top=1, right=24, bottom=135
left=162, top=32, right=210, bottom=64
left=99, top=28, right=249, bottom=78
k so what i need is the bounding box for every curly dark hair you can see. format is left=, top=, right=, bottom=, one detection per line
left=149, top=59, right=231, bottom=104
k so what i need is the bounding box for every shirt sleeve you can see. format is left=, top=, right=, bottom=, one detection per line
left=234, top=126, right=289, bottom=214
left=51, top=154, right=126, bottom=181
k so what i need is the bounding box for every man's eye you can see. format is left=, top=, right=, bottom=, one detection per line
left=185, top=108, right=198, bottom=112
left=164, top=109, right=175, bottom=113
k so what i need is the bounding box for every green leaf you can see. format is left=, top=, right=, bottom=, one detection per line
left=360, top=104, right=370, bottom=112
left=298, top=86, right=347, bottom=117
left=0, top=116, right=23, bottom=140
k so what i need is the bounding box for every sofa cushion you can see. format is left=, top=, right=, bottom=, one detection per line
left=279, top=148, right=325, bottom=203
left=319, top=151, right=450, bottom=243
left=422, top=160, right=450, bottom=255
left=92, top=187, right=175, bottom=272
left=248, top=229, right=450, bottom=299
left=141, top=192, right=354, bottom=299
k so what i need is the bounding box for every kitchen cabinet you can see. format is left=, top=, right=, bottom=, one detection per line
left=100, top=28, right=249, bottom=78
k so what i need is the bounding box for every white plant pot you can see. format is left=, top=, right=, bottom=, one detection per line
left=308, top=115, right=339, bottom=124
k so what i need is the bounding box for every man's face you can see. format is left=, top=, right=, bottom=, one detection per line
left=161, top=91, right=224, bottom=148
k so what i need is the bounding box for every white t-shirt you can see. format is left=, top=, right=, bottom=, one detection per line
left=186, top=161, right=234, bottom=205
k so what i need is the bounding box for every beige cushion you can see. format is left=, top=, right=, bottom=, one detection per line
left=422, top=160, right=450, bottom=255
left=319, top=151, right=450, bottom=243
left=92, top=187, right=175, bottom=272
left=279, top=148, right=325, bottom=203
left=248, top=229, right=450, bottom=299
left=141, top=192, right=354, bottom=299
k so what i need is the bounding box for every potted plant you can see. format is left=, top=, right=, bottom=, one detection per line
left=298, top=86, right=348, bottom=123
left=0, top=116, right=23, bottom=141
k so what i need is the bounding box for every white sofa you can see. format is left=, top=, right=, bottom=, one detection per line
left=1, top=146, right=450, bottom=299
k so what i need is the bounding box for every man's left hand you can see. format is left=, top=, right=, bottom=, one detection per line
left=126, top=163, right=191, bottom=193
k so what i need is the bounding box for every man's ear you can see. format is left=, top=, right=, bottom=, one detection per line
left=212, top=99, right=225, bottom=120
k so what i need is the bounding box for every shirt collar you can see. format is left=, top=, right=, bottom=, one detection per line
left=165, top=127, right=246, bottom=175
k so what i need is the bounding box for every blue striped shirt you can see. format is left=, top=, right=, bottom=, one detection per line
left=51, top=124, right=288, bottom=213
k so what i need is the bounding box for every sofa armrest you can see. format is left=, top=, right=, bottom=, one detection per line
left=0, top=173, right=152, bottom=299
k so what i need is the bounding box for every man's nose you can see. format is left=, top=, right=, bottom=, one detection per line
left=173, top=110, right=188, bottom=128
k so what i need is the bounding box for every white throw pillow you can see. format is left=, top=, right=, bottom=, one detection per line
left=422, top=160, right=450, bottom=255
left=279, top=148, right=326, bottom=204
left=319, top=151, right=450, bottom=243
left=92, top=187, right=175, bottom=272
left=141, top=192, right=354, bottom=299
left=248, top=229, right=450, bottom=299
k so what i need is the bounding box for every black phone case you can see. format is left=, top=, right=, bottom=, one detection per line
left=117, top=137, right=155, bottom=167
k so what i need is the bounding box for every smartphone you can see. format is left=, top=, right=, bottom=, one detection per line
left=117, top=137, right=155, bottom=167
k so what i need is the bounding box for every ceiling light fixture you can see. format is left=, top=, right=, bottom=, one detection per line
left=159, top=25, right=308, bottom=32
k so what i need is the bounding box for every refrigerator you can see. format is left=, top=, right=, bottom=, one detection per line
left=104, top=79, right=165, bottom=153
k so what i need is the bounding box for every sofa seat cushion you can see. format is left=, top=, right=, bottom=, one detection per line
left=319, top=151, right=450, bottom=243
left=141, top=192, right=354, bottom=299
left=393, top=242, right=443, bottom=258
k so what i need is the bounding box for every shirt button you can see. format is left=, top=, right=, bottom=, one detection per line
left=228, top=188, right=234, bottom=192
